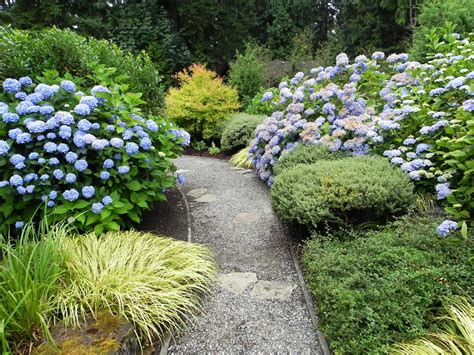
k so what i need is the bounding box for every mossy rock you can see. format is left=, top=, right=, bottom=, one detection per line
left=33, top=313, right=138, bottom=355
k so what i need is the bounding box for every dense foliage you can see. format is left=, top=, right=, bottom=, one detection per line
left=0, top=72, right=188, bottom=234
left=245, top=88, right=279, bottom=116
left=165, top=64, right=240, bottom=142
left=0, top=26, right=165, bottom=113
left=220, top=113, right=266, bottom=152
left=251, top=31, right=474, bottom=235
left=271, top=157, right=415, bottom=227
left=273, top=144, right=345, bottom=176
left=303, top=216, right=473, bottom=353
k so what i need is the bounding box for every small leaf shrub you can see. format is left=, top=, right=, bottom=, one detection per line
left=220, top=113, right=266, bottom=152
left=273, top=144, right=346, bottom=176
left=0, top=26, right=165, bottom=113
left=303, top=216, right=474, bottom=354
left=249, top=32, right=474, bottom=235
left=228, top=44, right=267, bottom=107
left=56, top=230, right=217, bottom=344
left=0, top=72, right=188, bottom=234
left=165, top=64, right=240, bottom=142
left=271, top=156, right=415, bottom=227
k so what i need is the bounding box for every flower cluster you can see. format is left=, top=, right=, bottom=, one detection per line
left=0, top=76, right=187, bottom=233
left=249, top=32, right=474, bottom=237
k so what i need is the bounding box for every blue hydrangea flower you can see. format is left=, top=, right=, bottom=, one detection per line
left=139, top=137, right=152, bottom=150
left=15, top=221, right=24, bottom=229
left=16, top=132, right=32, bottom=144
left=100, top=171, right=110, bottom=180
left=65, top=151, right=78, bottom=163
left=91, top=85, right=110, bottom=96
left=91, top=123, right=100, bottom=130
left=63, top=189, right=80, bottom=202
left=44, top=142, right=57, bottom=153
left=49, top=158, right=60, bottom=166
left=15, top=92, right=27, bottom=100
left=78, top=119, right=92, bottom=131
left=437, top=220, right=458, bottom=237
left=0, top=181, right=9, bottom=188
left=462, top=99, right=474, bottom=112
left=65, top=173, right=77, bottom=184
left=25, top=93, right=44, bottom=104
left=34, top=84, right=57, bottom=99
left=102, top=196, right=113, bottom=205
left=25, top=185, right=34, bottom=194
left=0, top=102, right=8, bottom=115
left=371, top=51, right=385, bottom=60
left=91, top=139, right=108, bottom=150
left=19, top=76, right=32, bottom=86
left=49, top=191, right=58, bottom=200
left=3, top=78, right=21, bottom=93
left=38, top=158, right=46, bottom=165
left=383, top=149, right=401, bottom=158
left=60, top=80, right=76, bottom=92
left=16, top=101, right=34, bottom=115
left=125, top=142, right=139, bottom=155
left=17, top=186, right=26, bottom=195
left=74, top=159, right=88, bottom=172
left=118, top=166, right=130, bottom=174
left=82, top=186, right=95, bottom=198
left=47, top=133, right=57, bottom=140
left=74, top=104, right=91, bottom=116
left=53, top=169, right=64, bottom=180
left=26, top=120, right=47, bottom=133
left=9, top=175, right=23, bottom=186
left=10, top=154, right=26, bottom=166
left=39, top=105, right=54, bottom=115
left=91, top=202, right=104, bottom=214
left=103, top=159, right=114, bottom=169
left=57, top=143, right=69, bottom=154
left=106, top=125, right=116, bottom=132
left=2, top=112, right=19, bottom=124
left=24, top=173, right=38, bottom=182
left=40, top=174, right=49, bottom=181
left=110, top=137, right=124, bottom=148
left=262, top=92, right=273, bottom=102
left=55, top=111, right=75, bottom=125
left=177, top=174, right=185, bottom=185
left=403, top=137, right=417, bottom=145
left=59, top=126, right=72, bottom=140
left=47, top=200, right=55, bottom=207
left=0, top=140, right=10, bottom=156
left=416, top=143, right=431, bottom=153
left=436, top=182, right=452, bottom=200
left=79, top=96, right=99, bottom=109
left=146, top=120, right=158, bottom=132
left=122, top=129, right=133, bottom=140
left=114, top=153, right=122, bottom=160
left=429, top=88, right=446, bottom=96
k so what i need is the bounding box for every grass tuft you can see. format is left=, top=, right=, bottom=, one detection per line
left=55, top=230, right=218, bottom=345
left=230, top=146, right=254, bottom=169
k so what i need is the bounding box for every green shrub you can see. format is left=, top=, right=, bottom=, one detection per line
left=0, top=221, right=69, bottom=351
left=165, top=64, right=240, bottom=142
left=56, top=230, right=217, bottom=344
left=303, top=216, right=474, bottom=353
left=0, top=26, right=165, bottom=113
left=271, top=156, right=415, bottom=227
left=273, top=144, right=346, bottom=176
left=228, top=44, right=267, bottom=107
left=220, top=113, right=266, bottom=152
left=410, top=0, right=474, bottom=60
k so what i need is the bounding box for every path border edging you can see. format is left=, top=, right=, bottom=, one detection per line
left=176, top=183, right=193, bottom=243
left=289, top=242, right=331, bottom=355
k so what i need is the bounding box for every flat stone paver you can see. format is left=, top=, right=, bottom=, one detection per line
left=168, top=156, right=323, bottom=353
left=232, top=212, right=261, bottom=225
left=187, top=188, right=208, bottom=198
left=219, top=272, right=258, bottom=294
left=250, top=280, right=297, bottom=301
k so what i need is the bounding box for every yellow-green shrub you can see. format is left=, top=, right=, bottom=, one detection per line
left=165, top=64, right=240, bottom=141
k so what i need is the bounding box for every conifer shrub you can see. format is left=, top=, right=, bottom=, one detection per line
left=271, top=156, right=415, bottom=227
left=220, top=113, right=266, bottom=152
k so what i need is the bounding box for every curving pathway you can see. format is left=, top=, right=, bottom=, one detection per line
left=166, top=156, right=327, bottom=354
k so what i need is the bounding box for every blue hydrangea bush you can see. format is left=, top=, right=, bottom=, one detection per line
left=0, top=72, right=189, bottom=234
left=250, top=32, right=474, bottom=237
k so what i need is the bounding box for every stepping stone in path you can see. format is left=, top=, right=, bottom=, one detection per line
left=219, top=272, right=258, bottom=294
left=187, top=188, right=208, bottom=198
left=230, top=166, right=244, bottom=170
left=232, top=212, right=261, bottom=225
left=176, top=169, right=190, bottom=174
left=195, top=194, right=218, bottom=203
left=250, top=281, right=297, bottom=301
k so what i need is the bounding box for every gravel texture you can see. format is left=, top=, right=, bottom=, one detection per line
left=168, top=156, right=323, bottom=354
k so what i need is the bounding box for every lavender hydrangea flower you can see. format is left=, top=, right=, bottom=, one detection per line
left=2, top=112, right=19, bottom=123
left=118, top=166, right=130, bottom=174
left=15, top=221, right=24, bottom=229
left=53, top=169, right=64, bottom=180
left=16, top=132, right=32, bottom=144
left=74, top=104, right=91, bottom=116
left=19, top=76, right=32, bottom=86
left=9, top=175, right=23, bottom=186
left=462, top=99, right=474, bottom=112
left=91, top=85, right=110, bottom=96
left=437, top=220, right=458, bottom=237
left=416, top=143, right=431, bottom=153
left=262, top=92, right=273, bottom=102
left=60, top=80, right=76, bottom=92
left=79, top=96, right=99, bottom=109
left=383, top=149, right=401, bottom=158
left=140, top=137, right=152, bottom=150
left=125, top=142, right=139, bottom=155
left=102, top=196, right=113, bottom=205
left=177, top=174, right=185, bottom=185
left=0, top=140, right=10, bottom=156
left=16, top=101, right=34, bottom=115
left=65, top=152, right=78, bottom=163
left=146, top=120, right=158, bottom=132
left=49, top=158, right=60, bottom=166
left=39, top=105, right=54, bottom=115
left=65, top=173, right=77, bottom=184
left=110, top=137, right=124, bottom=148
left=435, top=182, right=452, bottom=200
left=78, top=119, right=92, bottom=131
left=100, top=171, right=110, bottom=180
left=55, top=111, right=75, bottom=125
left=44, top=142, right=57, bottom=153
left=103, top=159, right=114, bottom=169
left=74, top=159, right=88, bottom=172
left=403, top=137, right=417, bottom=145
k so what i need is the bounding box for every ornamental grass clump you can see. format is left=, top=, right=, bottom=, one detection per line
left=0, top=70, right=189, bottom=234
left=220, top=113, right=266, bottom=152
left=55, top=231, right=217, bottom=345
left=271, top=156, right=415, bottom=227
left=272, top=144, right=346, bottom=176
left=165, top=64, right=240, bottom=142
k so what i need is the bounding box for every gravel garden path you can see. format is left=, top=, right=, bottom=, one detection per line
left=165, top=155, right=327, bottom=354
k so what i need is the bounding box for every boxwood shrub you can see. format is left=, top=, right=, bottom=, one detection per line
left=303, top=216, right=474, bottom=353
left=220, top=113, right=266, bottom=152
left=271, top=156, right=415, bottom=227
left=273, top=144, right=346, bottom=176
